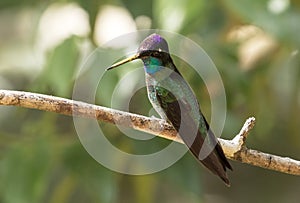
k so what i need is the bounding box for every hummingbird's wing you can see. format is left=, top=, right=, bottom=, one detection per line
left=154, top=72, right=232, bottom=185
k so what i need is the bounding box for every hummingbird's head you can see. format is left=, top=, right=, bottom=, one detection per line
left=138, top=33, right=169, bottom=54
left=107, top=33, right=172, bottom=73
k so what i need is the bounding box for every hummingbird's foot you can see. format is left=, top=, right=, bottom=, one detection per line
left=149, top=116, right=169, bottom=132
left=158, top=118, right=167, bottom=128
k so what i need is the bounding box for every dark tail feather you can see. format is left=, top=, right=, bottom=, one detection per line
left=200, top=144, right=231, bottom=187
left=203, top=117, right=232, bottom=171
left=214, top=139, right=233, bottom=171
left=187, top=129, right=232, bottom=186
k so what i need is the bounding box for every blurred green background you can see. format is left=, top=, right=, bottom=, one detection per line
left=1, top=0, right=300, bottom=202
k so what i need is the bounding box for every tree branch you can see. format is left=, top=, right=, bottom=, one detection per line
left=1, top=90, right=299, bottom=175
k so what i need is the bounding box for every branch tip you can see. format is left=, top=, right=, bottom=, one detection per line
left=240, top=117, right=256, bottom=139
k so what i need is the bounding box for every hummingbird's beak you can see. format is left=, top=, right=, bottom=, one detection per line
left=106, top=53, right=140, bottom=70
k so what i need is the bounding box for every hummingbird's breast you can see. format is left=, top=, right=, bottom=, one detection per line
left=145, top=73, right=168, bottom=120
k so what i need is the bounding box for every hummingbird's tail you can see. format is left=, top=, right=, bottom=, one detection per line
left=167, top=103, right=232, bottom=185
left=187, top=120, right=232, bottom=186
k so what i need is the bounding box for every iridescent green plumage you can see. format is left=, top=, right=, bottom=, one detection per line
left=107, top=33, right=232, bottom=185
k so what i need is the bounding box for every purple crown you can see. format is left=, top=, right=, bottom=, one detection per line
left=138, top=33, right=169, bottom=53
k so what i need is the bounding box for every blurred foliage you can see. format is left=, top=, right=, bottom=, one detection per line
left=33, top=36, right=80, bottom=96
left=0, top=0, right=300, bottom=202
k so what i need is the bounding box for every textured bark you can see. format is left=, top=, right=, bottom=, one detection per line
left=1, top=90, right=300, bottom=175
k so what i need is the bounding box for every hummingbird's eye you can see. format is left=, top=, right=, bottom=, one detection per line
left=151, top=51, right=160, bottom=58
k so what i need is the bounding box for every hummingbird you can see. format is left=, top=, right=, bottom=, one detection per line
left=107, top=33, right=232, bottom=185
